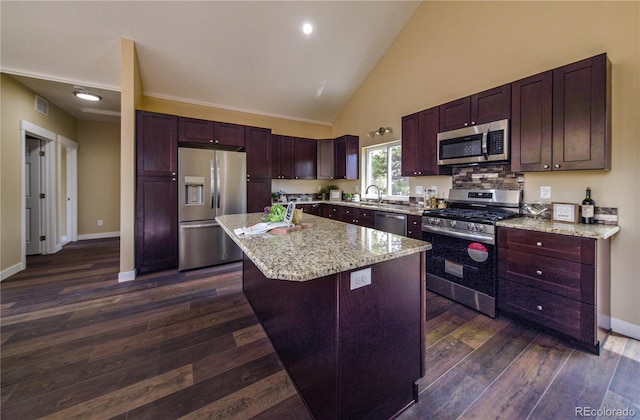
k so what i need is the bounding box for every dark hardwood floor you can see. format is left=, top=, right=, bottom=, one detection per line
left=1, top=238, right=638, bottom=419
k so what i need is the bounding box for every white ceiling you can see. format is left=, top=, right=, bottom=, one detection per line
left=1, top=1, right=420, bottom=124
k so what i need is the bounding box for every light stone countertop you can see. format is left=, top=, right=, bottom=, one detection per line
left=496, top=217, right=620, bottom=240
left=216, top=213, right=431, bottom=281
left=275, top=200, right=426, bottom=216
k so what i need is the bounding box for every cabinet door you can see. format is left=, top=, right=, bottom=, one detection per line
left=294, top=137, right=317, bottom=179
left=407, top=215, right=422, bottom=239
left=246, top=126, right=272, bottom=178
left=401, top=112, right=420, bottom=176
left=136, top=176, right=178, bottom=273
left=419, top=107, right=450, bottom=176
left=472, top=84, right=511, bottom=125
left=178, top=117, right=213, bottom=145
left=136, top=111, right=177, bottom=177
left=247, top=178, right=272, bottom=213
left=271, top=135, right=294, bottom=179
left=439, top=97, right=471, bottom=132
left=335, top=135, right=359, bottom=180
left=511, top=71, right=553, bottom=172
left=213, top=121, right=245, bottom=148
left=317, top=139, right=335, bottom=179
left=552, top=53, right=611, bottom=170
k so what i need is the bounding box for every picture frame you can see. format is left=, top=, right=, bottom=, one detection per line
left=329, top=190, right=343, bottom=201
left=552, top=202, right=579, bottom=223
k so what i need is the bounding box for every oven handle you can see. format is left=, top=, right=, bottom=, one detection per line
left=422, top=225, right=495, bottom=245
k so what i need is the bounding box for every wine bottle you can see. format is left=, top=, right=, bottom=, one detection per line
left=581, top=188, right=595, bottom=224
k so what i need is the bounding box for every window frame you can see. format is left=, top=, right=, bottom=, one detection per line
left=361, top=139, right=409, bottom=201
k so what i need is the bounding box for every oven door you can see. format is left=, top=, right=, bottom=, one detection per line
left=422, top=231, right=496, bottom=297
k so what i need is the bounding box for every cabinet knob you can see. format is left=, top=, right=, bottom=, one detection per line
left=471, top=121, right=476, bottom=125
left=536, top=305, right=543, bottom=311
left=536, top=241, right=543, bottom=247
left=464, top=122, right=469, bottom=127
left=543, top=164, right=550, bottom=169
left=536, top=270, right=543, bottom=276
left=554, top=164, right=561, bottom=169
left=172, top=172, right=176, bottom=176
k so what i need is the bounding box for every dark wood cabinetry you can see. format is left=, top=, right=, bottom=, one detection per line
left=334, top=135, right=359, bottom=180
left=178, top=117, right=245, bottom=148
left=407, top=215, right=422, bottom=239
left=401, top=107, right=451, bottom=176
left=271, top=135, right=294, bottom=179
left=439, top=84, right=511, bottom=132
left=552, top=53, right=611, bottom=171
left=497, top=227, right=610, bottom=354
left=245, top=126, right=272, bottom=212
left=340, top=207, right=374, bottom=228
left=511, top=54, right=611, bottom=172
left=297, top=203, right=322, bottom=216
left=135, top=111, right=178, bottom=273
left=317, top=139, right=335, bottom=179
left=294, top=137, right=317, bottom=179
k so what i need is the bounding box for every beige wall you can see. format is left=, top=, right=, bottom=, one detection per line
left=1, top=74, right=77, bottom=275
left=77, top=120, right=121, bottom=236
left=141, top=96, right=332, bottom=139
left=333, top=1, right=640, bottom=335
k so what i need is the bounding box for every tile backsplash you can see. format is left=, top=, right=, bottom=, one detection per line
left=452, top=164, right=524, bottom=190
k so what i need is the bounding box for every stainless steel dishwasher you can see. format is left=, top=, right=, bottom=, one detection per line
left=374, top=211, right=407, bottom=236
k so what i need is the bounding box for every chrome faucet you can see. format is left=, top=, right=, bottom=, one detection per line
left=365, top=184, right=382, bottom=204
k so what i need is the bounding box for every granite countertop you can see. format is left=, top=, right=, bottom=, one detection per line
left=216, top=213, right=431, bottom=282
left=496, top=217, right=620, bottom=240
left=274, top=200, right=425, bottom=216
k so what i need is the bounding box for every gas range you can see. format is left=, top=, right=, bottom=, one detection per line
left=422, top=189, right=522, bottom=245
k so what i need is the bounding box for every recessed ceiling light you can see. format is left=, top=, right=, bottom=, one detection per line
left=73, top=87, right=102, bottom=102
left=302, top=22, right=313, bottom=35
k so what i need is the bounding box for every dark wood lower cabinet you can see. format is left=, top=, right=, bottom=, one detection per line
left=135, top=176, right=177, bottom=274
left=246, top=178, right=271, bottom=213
left=243, top=252, right=425, bottom=419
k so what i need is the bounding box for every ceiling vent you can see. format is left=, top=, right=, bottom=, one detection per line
left=35, top=95, right=49, bottom=116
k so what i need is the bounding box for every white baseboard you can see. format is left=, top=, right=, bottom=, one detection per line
left=1, top=262, right=25, bottom=281
left=118, top=270, right=137, bottom=282
left=78, top=231, right=120, bottom=240
left=612, top=317, right=640, bottom=341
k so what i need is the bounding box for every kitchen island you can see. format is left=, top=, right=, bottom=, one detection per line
left=216, top=213, right=431, bottom=419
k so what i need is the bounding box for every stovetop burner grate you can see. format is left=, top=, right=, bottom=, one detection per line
left=422, top=207, right=520, bottom=224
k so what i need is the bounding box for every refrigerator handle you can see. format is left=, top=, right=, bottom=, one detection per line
left=215, top=155, right=221, bottom=210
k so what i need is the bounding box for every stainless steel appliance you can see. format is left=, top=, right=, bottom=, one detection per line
left=374, top=211, right=407, bottom=236
left=422, top=189, right=522, bottom=317
left=437, top=119, right=509, bottom=166
left=178, top=147, right=246, bottom=270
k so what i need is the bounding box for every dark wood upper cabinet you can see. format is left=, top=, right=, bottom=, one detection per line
left=317, top=139, right=335, bottom=180
left=271, top=135, right=295, bottom=179
left=512, top=53, right=611, bottom=172
left=552, top=53, right=611, bottom=171
left=178, top=117, right=245, bottom=148
left=511, top=70, right=553, bottom=172
left=294, top=137, right=317, bottom=180
left=402, top=107, right=451, bottom=176
left=245, top=126, right=272, bottom=179
left=335, top=135, right=359, bottom=180
left=439, top=84, right=511, bottom=132
left=136, top=111, right=178, bottom=177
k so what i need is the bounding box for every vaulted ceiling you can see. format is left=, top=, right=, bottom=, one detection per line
left=1, top=1, right=420, bottom=124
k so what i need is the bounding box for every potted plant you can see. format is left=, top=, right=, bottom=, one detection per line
left=319, top=184, right=339, bottom=200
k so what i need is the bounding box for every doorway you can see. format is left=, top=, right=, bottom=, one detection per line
left=25, top=136, right=43, bottom=255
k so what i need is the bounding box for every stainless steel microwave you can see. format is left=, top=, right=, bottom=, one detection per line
left=437, top=119, right=509, bottom=166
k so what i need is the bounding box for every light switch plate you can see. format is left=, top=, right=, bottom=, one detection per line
left=416, top=186, right=423, bottom=195
left=350, top=268, right=371, bottom=290
left=540, top=186, right=551, bottom=199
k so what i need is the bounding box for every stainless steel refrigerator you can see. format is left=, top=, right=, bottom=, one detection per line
left=178, top=147, right=246, bottom=271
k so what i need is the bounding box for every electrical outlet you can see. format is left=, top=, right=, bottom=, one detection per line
left=416, top=186, right=423, bottom=195
left=540, top=186, right=551, bottom=199
left=350, top=268, right=371, bottom=290
left=97, top=219, right=104, bottom=226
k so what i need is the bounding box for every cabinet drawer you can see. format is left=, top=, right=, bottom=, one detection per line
left=497, top=228, right=595, bottom=264
left=407, top=215, right=422, bottom=239
left=498, top=278, right=595, bottom=344
left=498, top=248, right=595, bottom=304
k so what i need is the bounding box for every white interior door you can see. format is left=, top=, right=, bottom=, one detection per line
left=25, top=136, right=43, bottom=255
